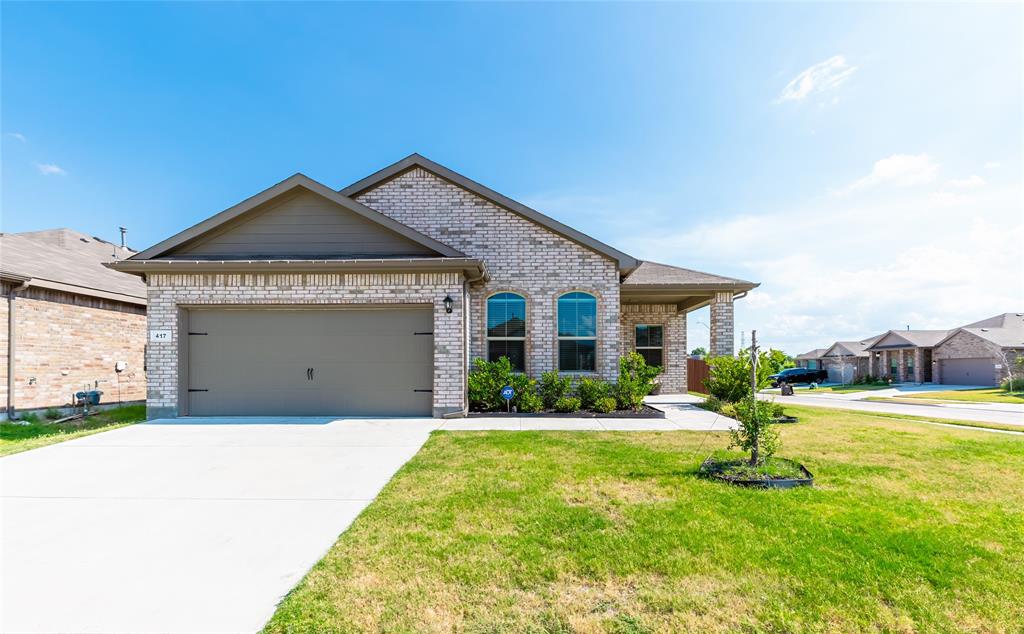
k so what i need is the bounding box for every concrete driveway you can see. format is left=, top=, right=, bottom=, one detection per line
left=0, top=417, right=438, bottom=634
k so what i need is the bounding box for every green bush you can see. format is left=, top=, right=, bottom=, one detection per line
left=593, top=396, right=617, bottom=413
left=554, top=396, right=582, bottom=413
left=699, top=395, right=724, bottom=413
left=515, top=382, right=544, bottom=413
left=43, top=408, right=62, bottom=420
left=18, top=412, right=41, bottom=424
left=703, top=352, right=773, bottom=403
left=1001, top=377, right=1023, bottom=393
left=614, top=352, right=662, bottom=410
left=468, top=357, right=541, bottom=412
left=539, top=371, right=573, bottom=409
left=576, top=377, right=611, bottom=410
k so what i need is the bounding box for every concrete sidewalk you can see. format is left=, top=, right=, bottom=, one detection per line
left=760, top=393, right=1024, bottom=428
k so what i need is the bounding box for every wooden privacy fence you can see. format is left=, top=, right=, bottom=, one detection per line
left=687, top=358, right=710, bottom=394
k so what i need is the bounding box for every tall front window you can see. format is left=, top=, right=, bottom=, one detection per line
left=557, top=292, right=597, bottom=372
left=487, top=292, right=526, bottom=371
left=635, top=325, right=664, bottom=367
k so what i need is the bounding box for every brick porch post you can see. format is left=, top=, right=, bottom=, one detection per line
left=914, top=348, right=925, bottom=383
left=897, top=349, right=907, bottom=383
left=709, top=291, right=734, bottom=357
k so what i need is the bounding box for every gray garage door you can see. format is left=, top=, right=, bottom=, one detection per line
left=940, top=358, right=995, bottom=386
left=186, top=308, right=433, bottom=416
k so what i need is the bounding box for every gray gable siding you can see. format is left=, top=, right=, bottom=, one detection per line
left=171, top=188, right=438, bottom=259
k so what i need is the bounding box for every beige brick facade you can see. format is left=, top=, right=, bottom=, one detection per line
left=933, top=330, right=1005, bottom=385
left=709, top=292, right=734, bottom=357
left=355, top=167, right=622, bottom=381
left=619, top=304, right=686, bottom=392
left=144, top=272, right=466, bottom=418
left=1, top=283, right=146, bottom=413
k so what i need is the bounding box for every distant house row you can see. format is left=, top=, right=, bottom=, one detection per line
left=794, top=313, right=1024, bottom=386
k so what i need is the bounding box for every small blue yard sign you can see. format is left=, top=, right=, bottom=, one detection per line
left=500, top=385, right=515, bottom=401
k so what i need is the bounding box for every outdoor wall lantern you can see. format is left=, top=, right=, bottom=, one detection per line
left=443, top=295, right=454, bottom=314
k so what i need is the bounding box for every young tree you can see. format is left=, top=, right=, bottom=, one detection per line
left=690, top=346, right=708, bottom=358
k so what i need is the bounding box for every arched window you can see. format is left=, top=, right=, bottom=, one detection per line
left=557, top=292, right=597, bottom=372
left=487, top=292, right=526, bottom=371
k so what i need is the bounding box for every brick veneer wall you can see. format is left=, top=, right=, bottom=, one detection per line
left=932, top=331, right=1003, bottom=385
left=0, top=284, right=146, bottom=412
left=355, top=167, right=622, bottom=381
left=144, top=272, right=466, bottom=418
left=619, top=304, right=686, bottom=392
left=709, top=292, right=734, bottom=357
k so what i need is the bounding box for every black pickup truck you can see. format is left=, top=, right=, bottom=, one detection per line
left=769, top=367, right=829, bottom=387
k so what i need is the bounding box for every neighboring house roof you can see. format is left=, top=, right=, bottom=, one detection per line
left=935, top=312, right=1024, bottom=349
left=129, top=173, right=467, bottom=261
left=795, top=348, right=827, bottom=360
left=867, top=329, right=950, bottom=350
left=822, top=334, right=885, bottom=358
left=0, top=228, right=146, bottom=304
left=621, top=261, right=757, bottom=290
left=339, top=153, right=640, bottom=273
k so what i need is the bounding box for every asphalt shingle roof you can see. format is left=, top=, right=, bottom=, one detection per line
left=622, top=261, right=756, bottom=288
left=0, top=228, right=145, bottom=301
left=954, top=312, right=1024, bottom=349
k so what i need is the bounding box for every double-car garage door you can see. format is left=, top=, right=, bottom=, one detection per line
left=939, top=358, right=995, bottom=386
left=186, top=308, right=433, bottom=416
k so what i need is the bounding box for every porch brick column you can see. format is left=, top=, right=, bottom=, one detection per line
left=866, top=352, right=875, bottom=377
left=914, top=348, right=925, bottom=383
left=898, top=349, right=909, bottom=382
left=709, top=291, right=734, bottom=357
left=880, top=350, right=889, bottom=379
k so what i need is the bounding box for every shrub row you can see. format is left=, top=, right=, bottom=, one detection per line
left=468, top=353, right=661, bottom=413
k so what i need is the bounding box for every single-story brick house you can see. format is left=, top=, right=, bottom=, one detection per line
left=793, top=348, right=826, bottom=370
left=864, top=329, right=949, bottom=383
left=110, top=154, right=757, bottom=418
left=819, top=334, right=884, bottom=383
left=1, top=229, right=147, bottom=418
left=932, top=313, right=1023, bottom=386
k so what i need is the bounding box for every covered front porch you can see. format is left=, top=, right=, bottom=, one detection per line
left=866, top=330, right=947, bottom=384
left=618, top=261, right=758, bottom=393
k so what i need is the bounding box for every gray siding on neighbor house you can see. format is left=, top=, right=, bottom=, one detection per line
left=173, top=189, right=438, bottom=259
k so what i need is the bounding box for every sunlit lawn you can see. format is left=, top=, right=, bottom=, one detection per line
left=901, top=387, right=1024, bottom=404
left=0, top=404, right=146, bottom=457
left=266, top=405, right=1024, bottom=633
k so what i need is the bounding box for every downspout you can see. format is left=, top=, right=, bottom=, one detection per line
left=7, top=279, right=31, bottom=419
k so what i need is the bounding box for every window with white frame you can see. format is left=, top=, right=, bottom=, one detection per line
left=487, top=292, right=526, bottom=371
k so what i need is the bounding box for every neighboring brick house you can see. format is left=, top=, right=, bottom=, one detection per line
left=864, top=329, right=949, bottom=383
left=1, top=229, right=147, bottom=418
left=793, top=348, right=826, bottom=370
left=110, top=154, right=757, bottom=418
left=932, top=313, right=1024, bottom=386
left=819, top=334, right=884, bottom=383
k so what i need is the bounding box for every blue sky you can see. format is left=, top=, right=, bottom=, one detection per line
left=3, top=2, right=1021, bottom=354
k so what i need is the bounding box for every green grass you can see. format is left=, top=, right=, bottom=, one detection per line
left=897, top=387, right=1024, bottom=404
left=265, top=405, right=1024, bottom=633
left=0, top=404, right=146, bottom=456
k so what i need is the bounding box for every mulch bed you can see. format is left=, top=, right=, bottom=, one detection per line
left=468, top=405, right=665, bottom=419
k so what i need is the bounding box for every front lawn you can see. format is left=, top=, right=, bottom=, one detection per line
left=901, top=387, right=1024, bottom=404
left=0, top=404, right=146, bottom=457
left=266, top=405, right=1024, bottom=633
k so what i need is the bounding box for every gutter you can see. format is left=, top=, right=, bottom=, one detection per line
left=6, top=277, right=31, bottom=418
left=106, top=257, right=489, bottom=281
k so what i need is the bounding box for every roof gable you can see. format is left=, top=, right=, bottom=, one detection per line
left=936, top=313, right=1024, bottom=349
left=339, top=153, right=638, bottom=272
left=132, top=174, right=465, bottom=261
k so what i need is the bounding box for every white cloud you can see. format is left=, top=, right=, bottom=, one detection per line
left=984, top=161, right=1001, bottom=169
left=34, top=162, right=67, bottom=176
left=621, top=181, right=1023, bottom=356
left=6, top=132, right=26, bottom=142
left=945, top=175, right=986, bottom=189
left=777, top=55, right=858, bottom=103
left=835, top=153, right=938, bottom=195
